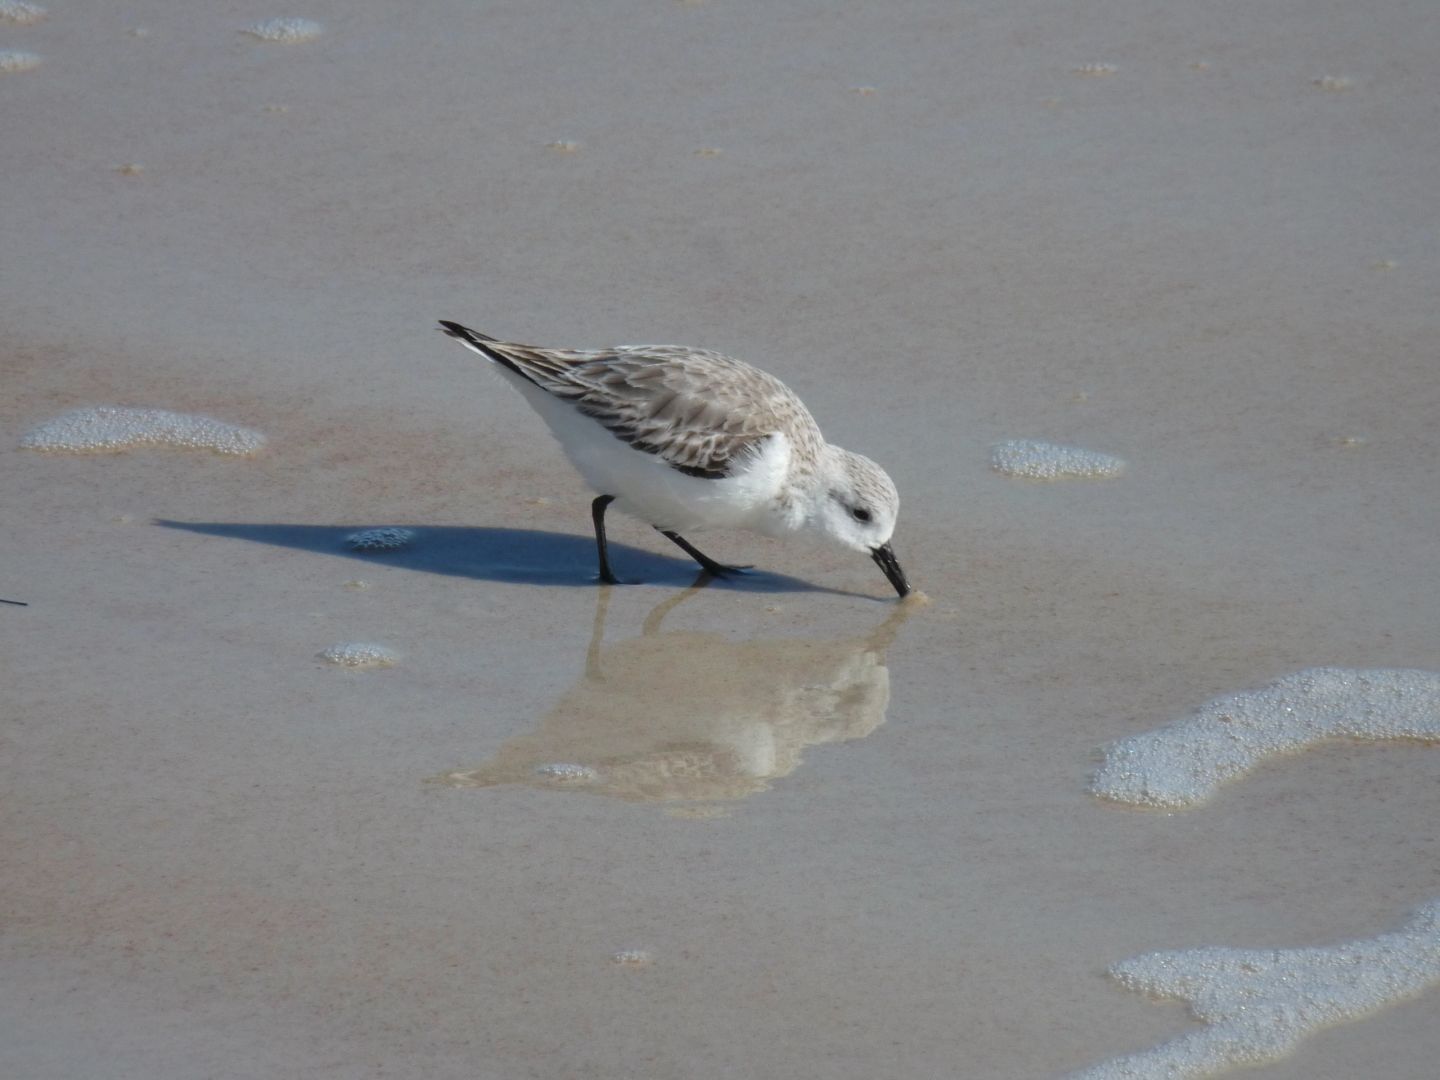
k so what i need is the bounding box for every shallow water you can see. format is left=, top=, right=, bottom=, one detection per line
left=5, top=2, right=1440, bottom=1078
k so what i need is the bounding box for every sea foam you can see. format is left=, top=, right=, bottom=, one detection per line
left=0, top=49, right=42, bottom=72
left=318, top=643, right=397, bottom=669
left=0, top=1, right=46, bottom=25
left=243, top=18, right=322, bottom=43
left=1069, top=898, right=1440, bottom=1079
left=1091, top=667, right=1440, bottom=809
left=990, top=439, right=1126, bottom=480
left=21, top=407, right=266, bottom=456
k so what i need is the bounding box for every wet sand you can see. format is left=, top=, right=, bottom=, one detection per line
left=5, top=2, right=1440, bottom=1077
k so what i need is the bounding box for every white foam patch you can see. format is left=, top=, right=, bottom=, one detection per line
left=1092, top=667, right=1440, bottom=809
left=318, top=642, right=397, bottom=669
left=0, top=49, right=42, bottom=72
left=989, top=439, right=1126, bottom=480
left=1068, top=899, right=1440, bottom=1080
left=21, top=406, right=267, bottom=456
left=243, top=18, right=322, bottom=43
left=0, top=1, right=46, bottom=25
left=346, top=527, right=416, bottom=553
left=533, top=763, right=599, bottom=784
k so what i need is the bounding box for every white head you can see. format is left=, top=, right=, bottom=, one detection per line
left=810, top=447, right=911, bottom=597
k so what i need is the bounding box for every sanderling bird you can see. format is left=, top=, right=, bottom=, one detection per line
left=438, top=321, right=911, bottom=597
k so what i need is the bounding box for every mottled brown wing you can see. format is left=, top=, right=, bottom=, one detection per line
left=484, top=342, right=815, bottom=479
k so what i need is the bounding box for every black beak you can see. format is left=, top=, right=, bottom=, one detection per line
left=870, top=542, right=912, bottom=598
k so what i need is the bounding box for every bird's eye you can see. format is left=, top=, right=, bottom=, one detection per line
left=851, top=507, right=872, bottom=523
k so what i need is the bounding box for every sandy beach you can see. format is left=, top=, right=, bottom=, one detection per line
left=5, top=2, right=1440, bottom=1077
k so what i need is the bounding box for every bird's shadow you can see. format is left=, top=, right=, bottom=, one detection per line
left=156, top=521, right=867, bottom=596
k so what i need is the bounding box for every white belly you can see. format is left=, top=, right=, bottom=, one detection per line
left=500, top=369, right=795, bottom=534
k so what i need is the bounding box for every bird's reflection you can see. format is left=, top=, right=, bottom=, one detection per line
left=431, top=581, right=914, bottom=806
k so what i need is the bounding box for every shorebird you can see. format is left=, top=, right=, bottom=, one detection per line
left=438, top=321, right=910, bottom=597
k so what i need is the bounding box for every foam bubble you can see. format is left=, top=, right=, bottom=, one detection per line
left=318, top=642, right=397, bottom=669
left=1092, top=667, right=1440, bottom=809
left=0, top=50, right=42, bottom=73
left=0, top=1, right=46, bottom=25
left=989, top=439, right=1126, bottom=480
left=1068, top=899, right=1440, bottom=1079
left=345, top=527, right=416, bottom=553
left=1074, top=63, right=1118, bottom=76
left=243, top=18, right=322, bottom=44
left=533, top=762, right=599, bottom=784
left=21, top=406, right=267, bottom=456
left=610, top=949, right=654, bottom=967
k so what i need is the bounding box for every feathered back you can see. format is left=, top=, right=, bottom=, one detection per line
left=439, top=321, right=823, bottom=480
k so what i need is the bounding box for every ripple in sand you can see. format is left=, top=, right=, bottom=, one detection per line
left=318, top=642, right=398, bottom=669
left=21, top=406, right=266, bottom=456
left=1068, top=899, right=1440, bottom=1079
left=346, top=527, right=416, bottom=553
left=1091, top=667, right=1440, bottom=809
left=989, top=439, right=1125, bottom=480
left=0, top=1, right=46, bottom=25
left=0, top=50, right=41, bottom=73
left=243, top=18, right=322, bottom=44
left=663, top=804, right=732, bottom=820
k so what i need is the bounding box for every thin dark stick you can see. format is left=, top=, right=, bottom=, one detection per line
left=0, top=598, right=27, bottom=606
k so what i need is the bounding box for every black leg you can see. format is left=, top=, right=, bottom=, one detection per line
left=591, top=495, right=623, bottom=584
left=657, top=529, right=752, bottom=577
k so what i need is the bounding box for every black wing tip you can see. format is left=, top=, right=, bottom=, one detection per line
left=437, top=320, right=498, bottom=343
left=438, top=320, right=538, bottom=384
